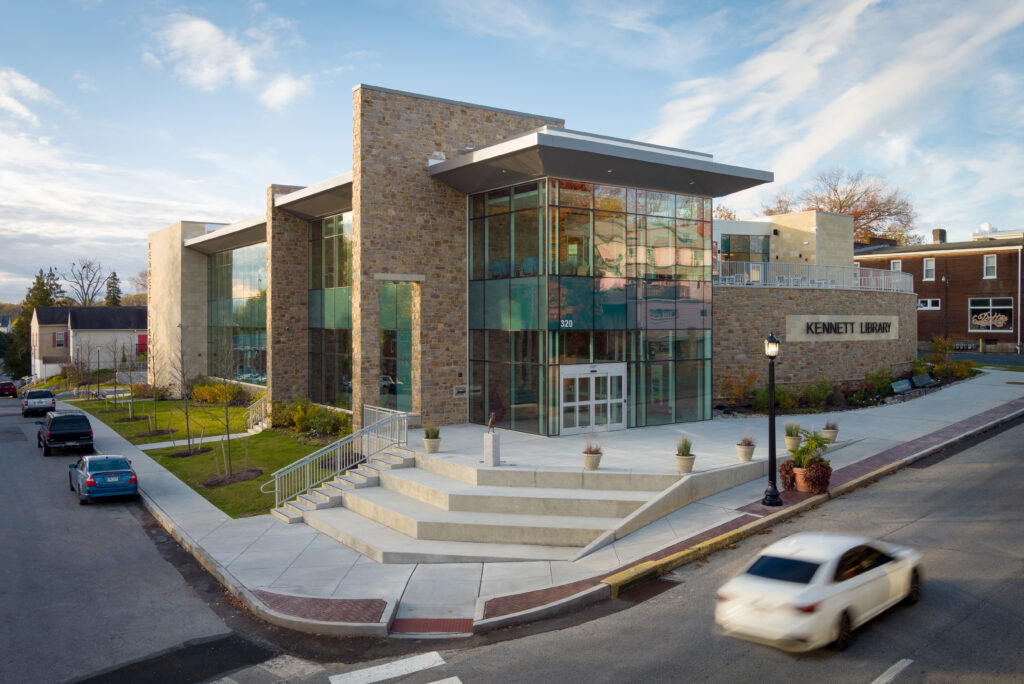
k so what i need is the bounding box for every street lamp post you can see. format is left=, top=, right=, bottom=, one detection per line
left=762, top=331, right=783, bottom=507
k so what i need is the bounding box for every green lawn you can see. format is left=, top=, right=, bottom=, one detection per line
left=74, top=398, right=247, bottom=444
left=146, top=430, right=322, bottom=517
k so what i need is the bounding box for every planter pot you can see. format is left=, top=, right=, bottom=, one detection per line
left=793, top=466, right=811, bottom=493
left=675, top=454, right=696, bottom=474
left=736, top=444, right=755, bottom=462
left=583, top=452, right=602, bottom=470
left=424, top=438, right=440, bottom=454
left=822, top=428, right=839, bottom=443
left=784, top=435, right=801, bottom=451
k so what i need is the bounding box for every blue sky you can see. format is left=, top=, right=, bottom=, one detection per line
left=1, top=0, right=1022, bottom=302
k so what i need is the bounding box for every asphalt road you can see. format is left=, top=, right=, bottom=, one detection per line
left=0, top=399, right=237, bottom=683
left=311, top=416, right=1024, bottom=684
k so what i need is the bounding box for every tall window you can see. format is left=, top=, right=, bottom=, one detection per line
left=969, top=297, right=1013, bottom=332
left=983, top=254, right=996, bottom=278
left=379, top=282, right=413, bottom=412
left=207, top=243, right=267, bottom=384
left=890, top=260, right=902, bottom=272
left=923, top=258, right=935, bottom=281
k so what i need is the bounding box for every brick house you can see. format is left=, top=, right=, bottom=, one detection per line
left=854, top=229, right=1023, bottom=353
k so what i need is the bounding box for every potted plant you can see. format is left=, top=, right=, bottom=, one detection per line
left=788, top=429, right=831, bottom=493
left=784, top=422, right=801, bottom=451
left=676, top=437, right=696, bottom=473
left=736, top=433, right=755, bottom=462
left=822, top=420, right=839, bottom=443
left=423, top=423, right=441, bottom=454
left=582, top=438, right=602, bottom=470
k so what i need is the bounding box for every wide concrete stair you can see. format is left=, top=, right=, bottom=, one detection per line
left=271, top=448, right=679, bottom=563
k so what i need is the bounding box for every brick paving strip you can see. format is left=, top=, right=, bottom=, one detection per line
left=251, top=590, right=386, bottom=623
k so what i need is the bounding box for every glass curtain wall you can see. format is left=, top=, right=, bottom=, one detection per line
left=207, top=243, right=267, bottom=383
left=469, top=178, right=712, bottom=436
left=379, top=282, right=413, bottom=411
left=721, top=234, right=769, bottom=262
left=308, top=212, right=354, bottom=408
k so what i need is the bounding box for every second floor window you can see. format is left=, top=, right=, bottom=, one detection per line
left=53, top=332, right=66, bottom=348
left=983, top=254, right=996, bottom=278
left=923, top=258, right=935, bottom=281
left=890, top=260, right=902, bottom=272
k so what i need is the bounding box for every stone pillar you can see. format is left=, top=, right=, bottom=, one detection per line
left=266, top=185, right=309, bottom=406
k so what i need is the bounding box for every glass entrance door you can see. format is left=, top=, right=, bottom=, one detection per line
left=560, top=363, right=627, bottom=435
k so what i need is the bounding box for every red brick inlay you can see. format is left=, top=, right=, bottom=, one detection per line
left=390, top=618, right=474, bottom=634
left=252, top=590, right=386, bottom=623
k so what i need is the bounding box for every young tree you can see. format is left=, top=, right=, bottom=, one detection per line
left=3, top=269, right=65, bottom=378
left=60, top=259, right=107, bottom=306
left=104, top=272, right=122, bottom=306
left=800, top=168, right=921, bottom=245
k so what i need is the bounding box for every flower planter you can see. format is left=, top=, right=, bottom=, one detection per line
left=736, top=444, right=755, bottom=462
left=583, top=452, right=602, bottom=470
left=822, top=428, right=839, bottom=443
left=793, top=466, right=811, bottom=493
left=784, top=435, right=801, bottom=451
left=424, top=438, right=440, bottom=454
left=675, top=454, right=696, bottom=473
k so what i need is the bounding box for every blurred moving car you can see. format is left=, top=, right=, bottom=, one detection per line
left=22, top=388, right=56, bottom=417
left=37, top=412, right=93, bottom=455
left=0, top=381, right=16, bottom=397
left=68, top=455, right=138, bottom=505
left=715, top=532, right=923, bottom=652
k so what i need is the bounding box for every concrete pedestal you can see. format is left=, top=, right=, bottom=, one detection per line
left=484, top=432, right=500, bottom=466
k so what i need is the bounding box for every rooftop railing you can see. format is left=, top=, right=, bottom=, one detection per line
left=714, top=261, right=914, bottom=293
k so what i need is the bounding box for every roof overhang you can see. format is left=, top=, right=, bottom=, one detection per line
left=429, top=127, right=773, bottom=198
left=184, top=215, right=266, bottom=255
left=276, top=172, right=353, bottom=220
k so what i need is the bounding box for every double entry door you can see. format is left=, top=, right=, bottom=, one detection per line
left=559, top=363, right=627, bottom=435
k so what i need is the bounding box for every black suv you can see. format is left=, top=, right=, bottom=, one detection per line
left=37, top=412, right=94, bottom=455
left=0, top=381, right=16, bottom=398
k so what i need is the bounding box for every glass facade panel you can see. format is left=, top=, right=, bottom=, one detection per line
left=207, top=243, right=267, bottom=384
left=380, top=282, right=413, bottom=411
left=557, top=209, right=591, bottom=276
left=513, top=209, right=542, bottom=276
left=308, top=211, right=354, bottom=407
left=594, top=212, right=626, bottom=276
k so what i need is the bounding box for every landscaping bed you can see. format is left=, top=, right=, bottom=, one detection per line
left=74, top=398, right=247, bottom=444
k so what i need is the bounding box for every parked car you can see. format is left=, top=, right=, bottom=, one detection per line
left=37, top=412, right=93, bottom=455
left=68, top=455, right=138, bottom=505
left=0, top=381, right=17, bottom=397
left=715, top=532, right=923, bottom=652
left=22, top=389, right=56, bottom=417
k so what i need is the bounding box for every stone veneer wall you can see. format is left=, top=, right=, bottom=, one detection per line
left=351, top=86, right=562, bottom=428
left=147, top=221, right=208, bottom=396
left=712, top=287, right=917, bottom=401
left=768, top=211, right=854, bottom=266
left=266, top=185, right=309, bottom=405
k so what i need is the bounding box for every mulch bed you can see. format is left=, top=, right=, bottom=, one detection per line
left=164, top=446, right=213, bottom=458
left=203, top=468, right=263, bottom=487
left=115, top=416, right=147, bottom=423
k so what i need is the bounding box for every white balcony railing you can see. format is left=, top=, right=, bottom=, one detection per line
left=713, top=261, right=914, bottom=293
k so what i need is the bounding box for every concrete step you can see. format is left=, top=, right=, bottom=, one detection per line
left=377, top=467, right=653, bottom=517
left=340, top=487, right=617, bottom=547
left=370, top=451, right=415, bottom=470
left=303, top=506, right=579, bottom=563
left=270, top=507, right=304, bottom=524
left=297, top=493, right=333, bottom=510
left=348, top=465, right=382, bottom=485
left=284, top=498, right=316, bottom=516
left=308, top=486, right=345, bottom=507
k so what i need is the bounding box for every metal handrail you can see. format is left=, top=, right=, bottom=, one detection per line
left=260, top=410, right=408, bottom=509
left=244, top=394, right=269, bottom=432
left=713, top=261, right=915, bottom=293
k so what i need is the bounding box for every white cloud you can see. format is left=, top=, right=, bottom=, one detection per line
left=0, top=68, right=61, bottom=125
left=73, top=72, right=98, bottom=92
left=142, top=51, right=162, bottom=69
left=259, top=74, right=312, bottom=109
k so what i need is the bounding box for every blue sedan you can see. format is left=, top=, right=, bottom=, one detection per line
left=68, top=455, right=138, bottom=505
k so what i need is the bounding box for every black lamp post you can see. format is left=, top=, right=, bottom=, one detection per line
left=762, top=331, right=782, bottom=506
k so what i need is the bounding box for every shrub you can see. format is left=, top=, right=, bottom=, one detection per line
left=779, top=459, right=796, bottom=491
left=132, top=383, right=170, bottom=400
left=776, top=385, right=799, bottom=410
left=865, top=367, right=895, bottom=397
left=270, top=397, right=348, bottom=438
left=911, top=357, right=931, bottom=377
left=804, top=461, right=833, bottom=494
left=930, top=335, right=955, bottom=364
left=191, top=382, right=250, bottom=406
left=799, top=379, right=834, bottom=408
left=720, top=371, right=759, bottom=408
left=789, top=429, right=830, bottom=468
left=933, top=359, right=975, bottom=380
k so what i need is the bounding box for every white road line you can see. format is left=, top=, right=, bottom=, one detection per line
left=426, top=678, right=462, bottom=684
left=328, top=652, right=446, bottom=684
left=872, top=658, right=914, bottom=684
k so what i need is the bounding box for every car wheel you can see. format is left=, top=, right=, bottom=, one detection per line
left=77, top=485, right=88, bottom=505
left=69, top=475, right=75, bottom=492
left=42, top=444, right=51, bottom=456
left=37, top=435, right=42, bottom=448
left=904, top=568, right=922, bottom=606
left=832, top=611, right=853, bottom=651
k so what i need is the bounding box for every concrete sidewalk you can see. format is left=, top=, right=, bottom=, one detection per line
left=79, top=370, right=1024, bottom=638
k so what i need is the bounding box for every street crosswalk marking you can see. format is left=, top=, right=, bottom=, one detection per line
left=872, top=658, right=914, bottom=684
left=426, top=678, right=462, bottom=684
left=328, top=652, right=446, bottom=684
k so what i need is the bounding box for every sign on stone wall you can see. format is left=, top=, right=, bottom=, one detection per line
left=786, top=315, right=899, bottom=342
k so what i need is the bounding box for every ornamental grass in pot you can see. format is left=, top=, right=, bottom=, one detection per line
left=784, top=422, right=801, bottom=451
left=676, top=437, right=695, bottom=473
left=822, top=420, right=839, bottom=443
left=423, top=423, right=441, bottom=453
left=736, top=433, right=755, bottom=462
left=582, top=438, right=603, bottom=471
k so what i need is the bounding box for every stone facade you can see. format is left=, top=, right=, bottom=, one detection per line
left=350, top=85, right=562, bottom=428
left=768, top=211, right=854, bottom=266
left=147, top=221, right=208, bottom=395
left=266, top=185, right=310, bottom=405
left=712, top=286, right=917, bottom=400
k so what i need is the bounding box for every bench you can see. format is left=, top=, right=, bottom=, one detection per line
left=891, top=380, right=913, bottom=395
left=911, top=374, right=938, bottom=389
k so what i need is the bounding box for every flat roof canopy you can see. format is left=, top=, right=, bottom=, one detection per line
left=429, top=127, right=773, bottom=198
left=184, top=215, right=266, bottom=254
left=276, top=172, right=353, bottom=219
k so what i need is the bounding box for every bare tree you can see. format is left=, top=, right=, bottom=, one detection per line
left=59, top=259, right=107, bottom=306
left=760, top=190, right=796, bottom=216
left=203, top=349, right=239, bottom=476
left=168, top=327, right=198, bottom=455
left=129, top=269, right=147, bottom=294
left=801, top=168, right=920, bottom=244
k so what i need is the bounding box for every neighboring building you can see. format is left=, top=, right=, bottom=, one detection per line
left=855, top=228, right=1023, bottom=354
left=149, top=85, right=917, bottom=436
left=30, top=307, right=148, bottom=380
left=0, top=314, right=12, bottom=333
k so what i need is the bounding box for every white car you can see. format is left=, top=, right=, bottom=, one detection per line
left=715, top=532, right=923, bottom=652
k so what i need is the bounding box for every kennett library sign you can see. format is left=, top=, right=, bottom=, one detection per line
left=786, top=315, right=899, bottom=342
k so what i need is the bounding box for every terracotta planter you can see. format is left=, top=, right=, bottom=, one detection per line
left=793, top=466, right=811, bottom=493
left=822, top=428, right=839, bottom=443
left=736, top=444, right=755, bottom=462
left=583, top=452, right=602, bottom=470
left=424, top=438, right=440, bottom=454
left=784, top=435, right=801, bottom=451
left=676, top=454, right=696, bottom=473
